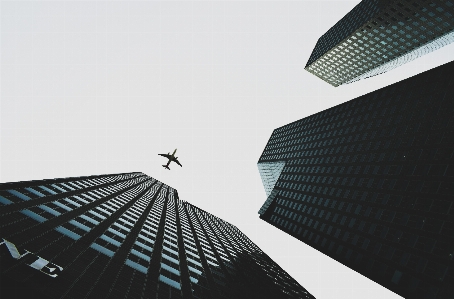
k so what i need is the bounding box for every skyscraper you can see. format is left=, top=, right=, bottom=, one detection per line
left=0, top=172, right=314, bottom=299
left=305, top=0, right=454, bottom=86
left=258, top=61, right=454, bottom=298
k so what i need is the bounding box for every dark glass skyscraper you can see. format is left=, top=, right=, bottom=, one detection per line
left=258, top=61, right=454, bottom=298
left=305, top=0, right=454, bottom=86
left=0, top=172, right=314, bottom=299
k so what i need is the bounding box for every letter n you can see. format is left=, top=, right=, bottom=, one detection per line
left=1, top=238, right=32, bottom=259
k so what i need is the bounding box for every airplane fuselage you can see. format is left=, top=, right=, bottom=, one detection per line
left=160, top=149, right=180, bottom=170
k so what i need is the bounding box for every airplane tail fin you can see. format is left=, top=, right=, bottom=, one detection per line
left=162, top=165, right=170, bottom=170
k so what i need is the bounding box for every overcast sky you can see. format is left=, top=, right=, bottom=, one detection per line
left=1, top=1, right=454, bottom=298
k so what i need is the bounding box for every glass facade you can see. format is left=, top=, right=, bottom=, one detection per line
left=258, top=61, right=454, bottom=299
left=305, top=0, right=454, bottom=86
left=257, top=161, right=286, bottom=197
left=0, top=172, right=314, bottom=299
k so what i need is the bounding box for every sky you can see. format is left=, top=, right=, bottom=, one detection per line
left=1, top=1, right=454, bottom=298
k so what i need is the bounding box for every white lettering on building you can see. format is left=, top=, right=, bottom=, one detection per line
left=0, top=238, right=63, bottom=278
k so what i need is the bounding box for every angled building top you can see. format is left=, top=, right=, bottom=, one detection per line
left=305, top=0, right=454, bottom=86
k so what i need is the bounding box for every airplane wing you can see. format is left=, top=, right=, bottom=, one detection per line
left=158, top=154, right=172, bottom=159
left=173, top=158, right=182, bottom=167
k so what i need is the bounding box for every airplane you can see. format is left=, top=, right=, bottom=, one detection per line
left=158, top=149, right=182, bottom=170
